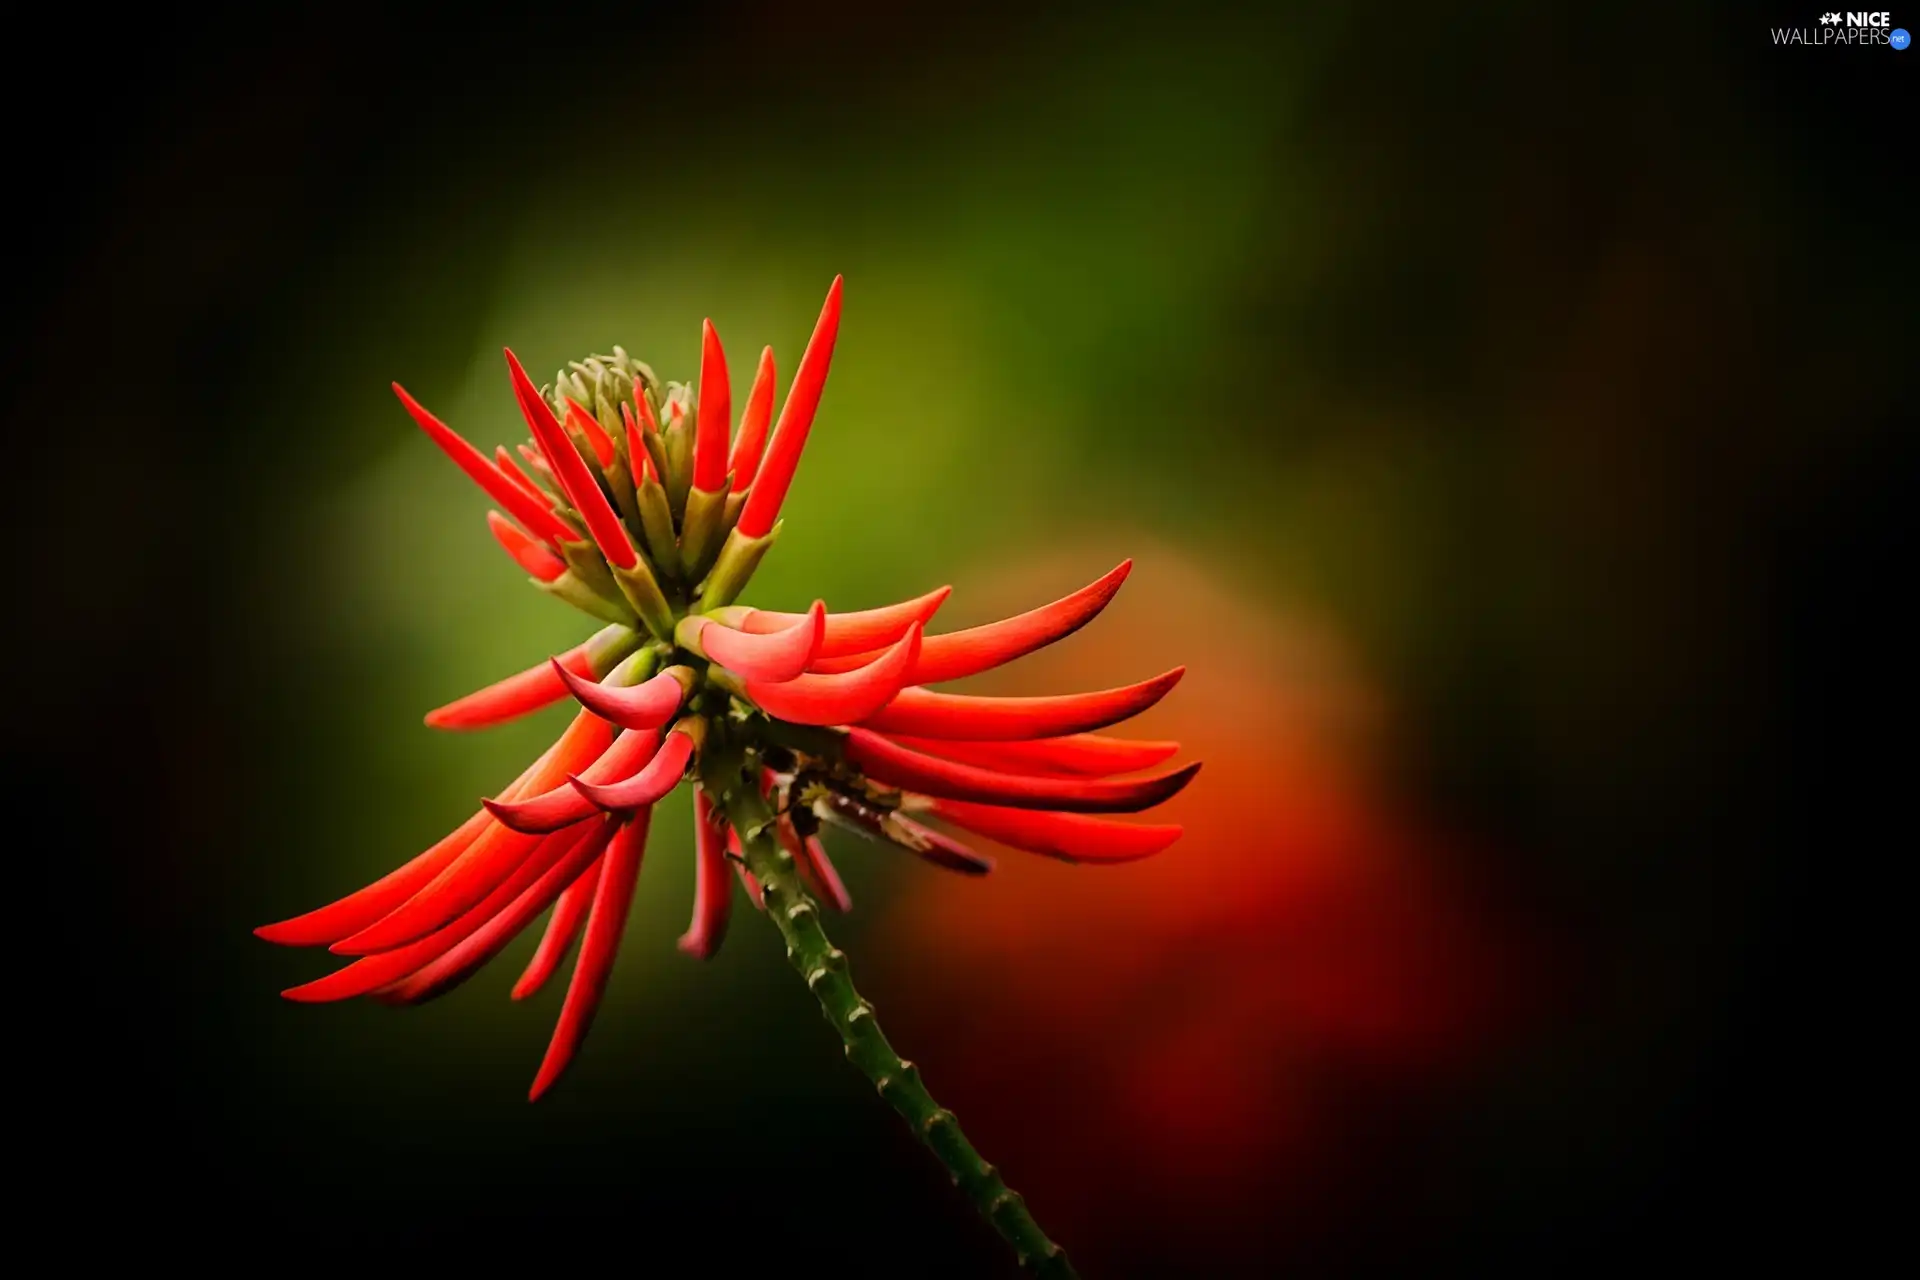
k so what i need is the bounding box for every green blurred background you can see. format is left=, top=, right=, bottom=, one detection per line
left=9, top=1, right=1909, bottom=1274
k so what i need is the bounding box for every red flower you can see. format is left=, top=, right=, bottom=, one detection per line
left=258, top=277, right=1199, bottom=1103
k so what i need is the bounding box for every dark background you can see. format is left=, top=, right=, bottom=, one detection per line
left=7, top=2, right=1909, bottom=1274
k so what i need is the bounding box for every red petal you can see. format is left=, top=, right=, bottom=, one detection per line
left=518, top=443, right=555, bottom=481
left=743, top=585, right=951, bottom=659
left=677, top=789, right=733, bottom=958
left=484, top=728, right=662, bottom=834
left=885, top=733, right=1180, bottom=777
left=554, top=661, right=690, bottom=732
left=810, top=561, right=1130, bottom=683
left=780, top=818, right=852, bottom=911
left=633, top=380, right=661, bottom=434
left=927, top=799, right=1184, bottom=864
left=742, top=624, right=921, bottom=727
left=486, top=511, right=567, bottom=582
left=737, top=276, right=842, bottom=538
left=495, top=447, right=550, bottom=504
left=512, top=851, right=603, bottom=1000
left=564, top=398, right=618, bottom=468
left=569, top=727, right=695, bottom=812
left=529, top=809, right=652, bottom=1100
left=504, top=349, right=638, bottom=572
left=375, top=819, right=617, bottom=1004
left=256, top=741, right=566, bottom=947
left=728, top=346, right=776, bottom=492
left=393, top=382, right=575, bottom=546
left=696, top=602, right=824, bottom=682
left=620, top=403, right=653, bottom=482
left=281, top=820, right=599, bottom=1003
left=844, top=729, right=1200, bottom=813
left=693, top=319, right=732, bottom=492
left=333, top=710, right=614, bottom=953
left=424, top=636, right=604, bottom=731
left=855, top=667, right=1185, bottom=741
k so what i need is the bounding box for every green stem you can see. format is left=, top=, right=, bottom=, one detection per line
left=703, top=739, right=1079, bottom=1279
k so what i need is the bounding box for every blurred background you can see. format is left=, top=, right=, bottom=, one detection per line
left=7, top=1, right=1909, bottom=1273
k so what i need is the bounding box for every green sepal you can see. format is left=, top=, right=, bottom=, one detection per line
left=557, top=538, right=624, bottom=607
left=582, top=622, right=645, bottom=676
left=678, top=483, right=728, bottom=583
left=721, top=489, right=747, bottom=536
left=537, top=570, right=636, bottom=626
left=639, top=428, right=672, bottom=496
left=663, top=417, right=693, bottom=521
left=611, top=559, right=678, bottom=641
left=634, top=472, right=682, bottom=584
left=603, top=452, right=642, bottom=532
left=698, top=521, right=782, bottom=609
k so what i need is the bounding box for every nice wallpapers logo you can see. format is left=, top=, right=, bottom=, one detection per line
left=1773, top=10, right=1912, bottom=46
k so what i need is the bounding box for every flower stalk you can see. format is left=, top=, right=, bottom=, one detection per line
left=702, top=733, right=1079, bottom=1279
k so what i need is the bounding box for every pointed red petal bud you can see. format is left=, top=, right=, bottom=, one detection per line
left=392, top=382, right=575, bottom=546
left=633, top=379, right=661, bottom=434
left=741, top=623, right=921, bottom=726
left=486, top=511, right=567, bottom=582
left=554, top=662, right=692, bottom=732
left=569, top=724, right=697, bottom=812
left=678, top=789, right=733, bottom=959
left=423, top=625, right=637, bottom=731
left=375, top=819, right=617, bottom=1004
left=855, top=667, right=1185, bottom=740
left=886, top=733, right=1180, bottom=778
left=743, top=585, right=951, bottom=659
left=926, top=799, right=1184, bottom=864
left=512, top=851, right=603, bottom=1000
left=484, top=728, right=663, bottom=834
left=620, top=403, right=655, bottom=482
left=504, top=349, right=639, bottom=572
left=844, top=729, right=1200, bottom=813
left=529, top=809, right=651, bottom=1100
left=728, top=346, right=776, bottom=492
left=811, top=561, right=1130, bottom=683
left=692, top=319, right=732, bottom=492
left=518, top=442, right=556, bottom=481
left=564, top=398, right=617, bottom=468
left=687, top=601, right=824, bottom=682
left=333, top=710, right=614, bottom=953
left=281, top=820, right=601, bottom=1003
left=737, top=276, right=842, bottom=538
left=495, top=446, right=550, bottom=503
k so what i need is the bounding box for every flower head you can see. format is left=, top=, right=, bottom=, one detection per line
left=259, top=278, right=1198, bottom=1100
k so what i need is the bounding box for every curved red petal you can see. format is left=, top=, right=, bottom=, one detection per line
left=553, top=661, right=689, bottom=731
left=486, top=511, right=567, bottom=582
left=332, top=711, right=614, bottom=954
left=885, top=733, right=1180, bottom=777
left=855, top=667, right=1184, bottom=741
left=844, top=729, right=1200, bottom=814
left=744, top=585, right=951, bottom=659
left=564, top=398, right=617, bottom=468
left=728, top=346, right=776, bottom=492
left=693, top=319, right=732, bottom=492
left=780, top=818, right=851, bottom=912
left=698, top=602, right=824, bottom=682
left=512, top=851, right=603, bottom=1000
left=569, top=728, right=695, bottom=812
left=504, top=349, right=638, bottom=571
left=678, top=789, right=733, bottom=959
left=529, top=809, right=651, bottom=1100
left=736, top=277, right=842, bottom=538
left=375, top=819, right=616, bottom=1004
left=495, top=447, right=550, bottom=503
left=392, top=382, right=575, bottom=546
left=484, top=728, right=663, bottom=834
left=742, top=623, right=921, bottom=727
left=926, top=798, right=1184, bottom=864
left=810, top=561, right=1131, bottom=683
left=281, top=819, right=602, bottom=1003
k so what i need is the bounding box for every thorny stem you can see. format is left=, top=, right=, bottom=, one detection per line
left=701, top=732, right=1079, bottom=1280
